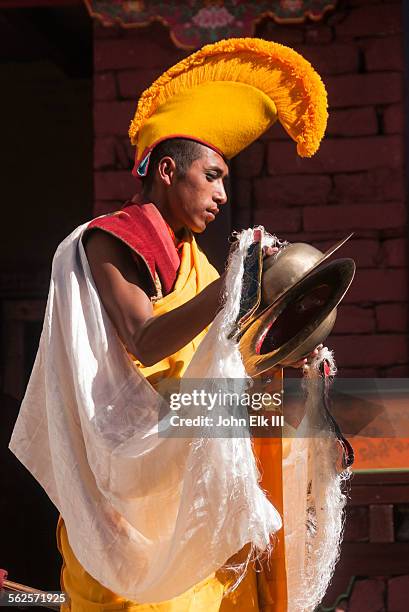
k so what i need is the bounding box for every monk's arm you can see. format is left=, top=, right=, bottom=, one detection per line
left=84, top=230, right=224, bottom=366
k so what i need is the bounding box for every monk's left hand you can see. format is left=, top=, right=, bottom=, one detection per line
left=288, top=343, right=324, bottom=369
left=263, top=246, right=278, bottom=258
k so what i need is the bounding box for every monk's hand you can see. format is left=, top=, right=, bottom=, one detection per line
left=230, top=242, right=278, bottom=258
left=288, top=344, right=324, bottom=369
left=263, top=246, right=278, bottom=258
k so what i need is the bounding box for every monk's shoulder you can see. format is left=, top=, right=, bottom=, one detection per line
left=84, top=228, right=154, bottom=297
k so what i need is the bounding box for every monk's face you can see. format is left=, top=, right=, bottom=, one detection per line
left=167, top=147, right=229, bottom=233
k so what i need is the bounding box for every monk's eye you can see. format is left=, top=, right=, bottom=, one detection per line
left=205, top=172, right=218, bottom=182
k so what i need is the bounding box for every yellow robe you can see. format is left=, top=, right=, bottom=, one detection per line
left=57, top=234, right=286, bottom=611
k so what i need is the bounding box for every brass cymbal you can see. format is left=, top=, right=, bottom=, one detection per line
left=240, top=258, right=356, bottom=377
left=261, top=233, right=353, bottom=307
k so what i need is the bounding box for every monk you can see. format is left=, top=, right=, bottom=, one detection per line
left=55, top=137, right=321, bottom=611
left=11, top=38, right=330, bottom=611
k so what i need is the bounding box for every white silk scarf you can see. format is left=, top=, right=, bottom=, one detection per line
left=9, top=224, right=281, bottom=603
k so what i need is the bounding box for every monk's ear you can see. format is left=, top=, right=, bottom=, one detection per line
left=158, top=156, right=176, bottom=186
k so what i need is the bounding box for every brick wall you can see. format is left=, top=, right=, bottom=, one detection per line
left=93, top=21, right=188, bottom=215
left=93, top=0, right=408, bottom=376
left=237, top=0, right=408, bottom=377
left=320, top=472, right=409, bottom=611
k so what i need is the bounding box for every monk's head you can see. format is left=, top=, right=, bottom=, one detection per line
left=140, top=138, right=229, bottom=234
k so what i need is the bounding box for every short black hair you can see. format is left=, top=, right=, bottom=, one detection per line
left=141, top=138, right=206, bottom=195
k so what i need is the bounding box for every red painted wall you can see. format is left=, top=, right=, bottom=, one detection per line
left=93, top=0, right=407, bottom=377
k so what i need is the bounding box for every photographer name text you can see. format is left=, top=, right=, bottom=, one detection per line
left=169, top=414, right=284, bottom=427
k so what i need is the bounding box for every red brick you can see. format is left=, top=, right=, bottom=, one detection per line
left=253, top=208, right=302, bottom=233
left=234, top=142, right=264, bottom=179
left=333, top=169, right=405, bottom=204
left=348, top=578, right=385, bottom=612
left=267, top=136, right=403, bottom=174
left=115, top=138, right=133, bottom=169
left=94, top=101, right=135, bottom=136
left=305, top=25, right=333, bottom=44
left=345, top=269, right=408, bottom=303
left=327, top=73, right=402, bottom=108
left=95, top=38, right=185, bottom=71
left=94, top=73, right=117, bottom=100
left=262, top=122, right=288, bottom=141
left=94, top=137, right=116, bottom=169
left=333, top=304, right=375, bottom=334
left=303, top=203, right=406, bottom=232
left=344, top=239, right=379, bottom=267
left=364, top=36, right=404, bottom=72
left=122, top=21, right=167, bottom=40
left=119, top=137, right=135, bottom=166
left=344, top=506, right=369, bottom=542
left=369, top=504, right=394, bottom=543
left=384, top=104, right=404, bottom=134
left=94, top=171, right=138, bottom=201
left=388, top=575, right=409, bottom=612
left=94, top=23, right=120, bottom=39
left=338, top=366, right=379, bottom=378
left=329, top=334, right=408, bottom=367
left=285, top=231, right=380, bottom=247
left=395, top=506, right=409, bottom=541
left=94, top=137, right=133, bottom=170
left=326, top=7, right=349, bottom=27
left=94, top=136, right=134, bottom=170
left=336, top=5, right=402, bottom=38
left=254, top=175, right=331, bottom=208
left=117, top=68, right=162, bottom=99
left=297, top=43, right=358, bottom=75
left=234, top=179, right=251, bottom=210
left=380, top=238, right=407, bottom=267
left=234, top=208, right=252, bottom=229
left=327, top=107, right=378, bottom=137
left=376, top=304, right=408, bottom=332
left=93, top=200, right=122, bottom=216
left=256, top=22, right=304, bottom=45
left=280, top=230, right=355, bottom=243
left=314, top=239, right=380, bottom=268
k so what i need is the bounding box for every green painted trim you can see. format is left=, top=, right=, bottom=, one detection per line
left=317, top=577, right=356, bottom=612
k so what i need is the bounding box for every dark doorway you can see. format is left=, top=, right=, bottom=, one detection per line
left=0, top=0, right=92, bottom=591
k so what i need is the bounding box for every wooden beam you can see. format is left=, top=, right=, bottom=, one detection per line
left=351, top=484, right=409, bottom=505
left=353, top=471, right=409, bottom=486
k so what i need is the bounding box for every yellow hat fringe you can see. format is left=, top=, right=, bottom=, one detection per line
left=129, top=38, right=328, bottom=158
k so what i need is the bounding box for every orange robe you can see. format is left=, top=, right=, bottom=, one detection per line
left=58, top=226, right=287, bottom=611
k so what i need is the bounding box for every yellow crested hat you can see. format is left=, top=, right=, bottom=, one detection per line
left=129, top=38, right=328, bottom=176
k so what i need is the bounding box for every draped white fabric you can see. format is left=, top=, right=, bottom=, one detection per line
left=283, top=351, right=349, bottom=612
left=9, top=224, right=281, bottom=603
